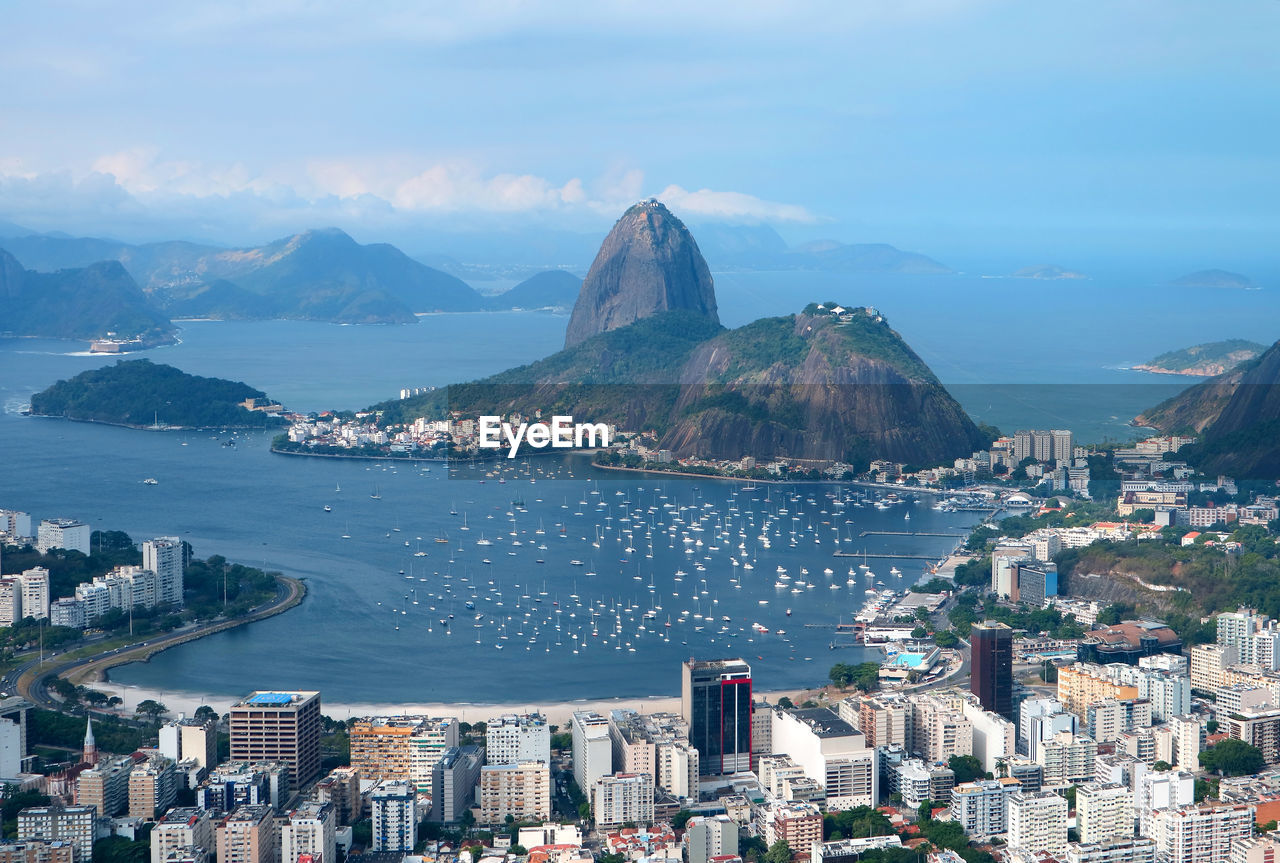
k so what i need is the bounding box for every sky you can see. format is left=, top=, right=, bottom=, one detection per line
left=1, top=1, right=1277, bottom=267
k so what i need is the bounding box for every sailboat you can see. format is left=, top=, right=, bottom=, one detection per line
left=370, top=484, right=381, bottom=500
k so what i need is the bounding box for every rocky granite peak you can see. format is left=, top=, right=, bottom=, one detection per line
left=564, top=200, right=718, bottom=348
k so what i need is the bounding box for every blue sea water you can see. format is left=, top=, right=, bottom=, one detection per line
left=1, top=268, right=1272, bottom=703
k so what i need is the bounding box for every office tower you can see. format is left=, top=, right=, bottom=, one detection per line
left=485, top=713, right=550, bottom=765
left=16, top=807, right=95, bottom=863
left=142, top=537, right=185, bottom=607
left=571, top=711, right=612, bottom=796
left=682, top=658, right=753, bottom=775
left=280, top=802, right=336, bottom=863
left=478, top=761, right=551, bottom=824
left=369, top=781, right=416, bottom=852
left=229, top=692, right=322, bottom=786
left=151, top=809, right=214, bottom=863
left=971, top=622, right=1013, bottom=720
left=36, top=520, right=90, bottom=556
left=1007, top=791, right=1068, bottom=857
left=215, top=806, right=274, bottom=863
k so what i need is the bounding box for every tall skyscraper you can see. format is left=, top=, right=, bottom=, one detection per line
left=971, top=622, right=1013, bottom=720
left=682, top=658, right=752, bottom=776
left=229, top=692, right=322, bottom=786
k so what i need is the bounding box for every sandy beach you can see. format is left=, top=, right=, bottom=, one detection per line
left=93, top=681, right=822, bottom=726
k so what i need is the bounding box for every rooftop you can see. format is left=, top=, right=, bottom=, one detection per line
left=787, top=708, right=859, bottom=739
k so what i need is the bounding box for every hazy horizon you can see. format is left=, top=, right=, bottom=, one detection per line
left=3, top=1, right=1278, bottom=273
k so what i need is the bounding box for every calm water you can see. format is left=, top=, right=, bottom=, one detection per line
left=3, top=268, right=1271, bottom=702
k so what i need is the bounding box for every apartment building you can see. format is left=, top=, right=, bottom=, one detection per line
left=150, top=809, right=213, bottom=863
left=369, top=781, right=416, bottom=853
left=592, top=773, right=655, bottom=829
left=1076, top=782, right=1134, bottom=845
left=16, top=807, right=95, bottom=863
left=349, top=715, right=458, bottom=792
left=1150, top=804, right=1254, bottom=863
left=478, top=761, right=551, bottom=825
left=1007, top=791, right=1068, bottom=857
left=215, top=806, right=274, bottom=863
left=486, top=714, right=550, bottom=765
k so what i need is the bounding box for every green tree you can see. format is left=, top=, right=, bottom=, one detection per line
left=1153, top=761, right=1171, bottom=772
left=948, top=755, right=985, bottom=784
left=134, top=699, right=168, bottom=721
left=765, top=840, right=793, bottom=863
left=933, top=629, right=959, bottom=648
left=777, top=696, right=795, bottom=710
left=1200, top=738, right=1265, bottom=776
left=911, top=625, right=928, bottom=639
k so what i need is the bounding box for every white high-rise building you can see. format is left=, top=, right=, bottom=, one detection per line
left=770, top=707, right=878, bottom=808
left=485, top=713, right=550, bottom=765
left=592, top=773, right=654, bottom=829
left=37, top=519, right=90, bottom=555
left=1007, top=791, right=1068, bottom=857
left=571, top=711, right=612, bottom=801
left=142, top=537, right=185, bottom=607
left=962, top=700, right=1016, bottom=775
left=1168, top=716, right=1204, bottom=770
left=0, top=510, right=33, bottom=541
left=1076, top=782, right=1134, bottom=845
left=19, top=568, right=48, bottom=621
left=1150, top=804, right=1254, bottom=863
left=1137, top=770, right=1195, bottom=838
left=0, top=579, right=23, bottom=627
left=369, top=780, right=416, bottom=852
left=280, top=802, right=336, bottom=863
left=1217, top=610, right=1269, bottom=666
left=151, top=808, right=214, bottom=863
left=1190, top=644, right=1237, bottom=693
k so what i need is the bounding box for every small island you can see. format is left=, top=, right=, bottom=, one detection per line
left=1171, top=268, right=1258, bottom=290
left=28, top=359, right=288, bottom=429
left=1133, top=339, right=1266, bottom=377
left=1008, top=264, right=1088, bottom=280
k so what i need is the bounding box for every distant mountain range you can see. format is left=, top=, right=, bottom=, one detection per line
left=0, top=249, right=174, bottom=341
left=1137, top=338, right=1280, bottom=478
left=375, top=202, right=985, bottom=467
left=483, top=270, right=582, bottom=311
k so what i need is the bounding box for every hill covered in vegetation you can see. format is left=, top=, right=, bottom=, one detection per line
left=29, top=359, right=287, bottom=428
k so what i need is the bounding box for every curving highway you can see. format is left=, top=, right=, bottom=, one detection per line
left=13, top=575, right=306, bottom=711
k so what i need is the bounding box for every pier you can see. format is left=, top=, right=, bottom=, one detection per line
left=832, top=550, right=944, bottom=560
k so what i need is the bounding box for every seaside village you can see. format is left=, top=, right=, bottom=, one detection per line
left=2, top=424, right=1280, bottom=863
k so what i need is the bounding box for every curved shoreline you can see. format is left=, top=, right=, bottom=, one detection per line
left=25, top=413, right=283, bottom=432
left=17, top=574, right=307, bottom=709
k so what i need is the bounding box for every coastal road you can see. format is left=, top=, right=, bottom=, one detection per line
left=15, top=575, right=306, bottom=711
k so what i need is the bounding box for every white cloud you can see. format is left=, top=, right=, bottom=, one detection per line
left=0, top=151, right=816, bottom=238
left=657, top=184, right=817, bottom=223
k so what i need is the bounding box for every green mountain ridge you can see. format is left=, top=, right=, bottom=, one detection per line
left=375, top=302, right=985, bottom=466
left=1134, top=339, right=1266, bottom=377
left=1138, top=339, right=1280, bottom=478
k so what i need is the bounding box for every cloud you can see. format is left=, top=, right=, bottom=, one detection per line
left=0, top=151, right=816, bottom=242
left=657, top=184, right=817, bottom=224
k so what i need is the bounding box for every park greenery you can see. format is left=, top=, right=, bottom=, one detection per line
left=829, top=662, right=882, bottom=692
